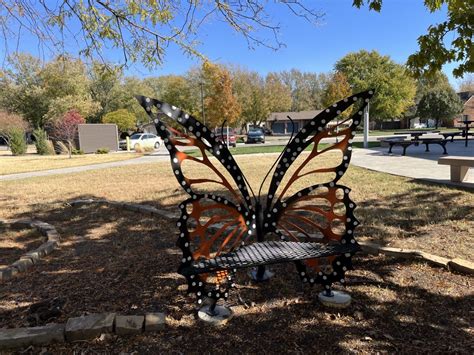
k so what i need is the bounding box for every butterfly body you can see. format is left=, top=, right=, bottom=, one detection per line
left=137, top=90, right=374, bottom=306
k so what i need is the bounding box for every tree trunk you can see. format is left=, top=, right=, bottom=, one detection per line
left=68, top=141, right=72, bottom=159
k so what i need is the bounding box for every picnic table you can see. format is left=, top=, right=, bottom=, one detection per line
left=457, top=121, right=474, bottom=147
left=383, top=130, right=448, bottom=155
left=394, top=130, right=440, bottom=141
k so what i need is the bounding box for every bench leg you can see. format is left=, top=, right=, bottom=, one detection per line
left=450, top=166, right=469, bottom=182
left=388, top=144, right=393, bottom=154
left=402, top=145, right=408, bottom=156
left=441, top=142, right=448, bottom=155
left=250, top=266, right=274, bottom=282
left=424, top=143, right=430, bottom=152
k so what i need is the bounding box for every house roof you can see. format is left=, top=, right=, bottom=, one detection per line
left=457, top=91, right=474, bottom=102
left=267, top=110, right=322, bottom=122
left=462, top=95, right=474, bottom=117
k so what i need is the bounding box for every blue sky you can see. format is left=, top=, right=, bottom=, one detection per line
left=131, top=0, right=460, bottom=86
left=3, top=0, right=463, bottom=87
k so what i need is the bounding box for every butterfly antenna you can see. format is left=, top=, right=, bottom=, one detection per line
left=219, top=120, right=227, bottom=142
left=257, top=116, right=296, bottom=202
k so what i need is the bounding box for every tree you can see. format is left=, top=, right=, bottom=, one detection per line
left=335, top=50, right=416, bottom=122
left=0, top=54, right=49, bottom=129
left=417, top=89, right=463, bottom=128
left=353, top=0, right=473, bottom=78
left=202, top=62, right=241, bottom=128
left=232, top=68, right=268, bottom=128
left=403, top=71, right=452, bottom=126
left=0, top=111, right=28, bottom=154
left=49, top=110, right=85, bottom=158
left=102, top=109, right=136, bottom=133
left=322, top=72, right=352, bottom=117
left=278, top=70, right=329, bottom=111
left=107, top=77, right=155, bottom=126
left=0, top=54, right=99, bottom=128
left=0, top=1, right=322, bottom=69
left=458, top=75, right=474, bottom=92
left=89, top=63, right=124, bottom=122
left=265, top=73, right=292, bottom=113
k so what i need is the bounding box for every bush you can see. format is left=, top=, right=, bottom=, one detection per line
left=54, top=141, right=70, bottom=155
left=72, top=148, right=84, bottom=155
left=9, top=128, right=27, bottom=155
left=33, top=129, right=54, bottom=155
left=134, top=144, right=144, bottom=153
left=143, top=146, right=154, bottom=153
left=96, top=147, right=109, bottom=154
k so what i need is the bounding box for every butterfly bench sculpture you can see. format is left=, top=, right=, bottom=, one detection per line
left=137, top=90, right=374, bottom=321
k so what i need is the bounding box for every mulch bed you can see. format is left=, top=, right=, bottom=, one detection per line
left=0, top=226, right=44, bottom=269
left=1, top=204, right=473, bottom=353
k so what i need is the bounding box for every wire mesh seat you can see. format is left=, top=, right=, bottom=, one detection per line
left=180, top=241, right=360, bottom=276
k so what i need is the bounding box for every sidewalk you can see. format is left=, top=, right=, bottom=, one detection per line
left=0, top=153, right=170, bottom=181
left=351, top=140, right=474, bottom=189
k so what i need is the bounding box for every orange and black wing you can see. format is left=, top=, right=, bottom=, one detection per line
left=136, top=96, right=253, bottom=303
left=262, top=90, right=374, bottom=288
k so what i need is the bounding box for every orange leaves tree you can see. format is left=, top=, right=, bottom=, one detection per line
left=202, top=62, right=241, bottom=128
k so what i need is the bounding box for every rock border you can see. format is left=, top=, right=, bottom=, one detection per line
left=0, top=219, right=61, bottom=282
left=0, top=312, right=166, bottom=349
left=69, top=198, right=474, bottom=275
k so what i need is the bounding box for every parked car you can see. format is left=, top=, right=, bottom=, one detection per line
left=214, top=128, right=237, bottom=147
left=246, top=127, right=265, bottom=144
left=119, top=133, right=162, bottom=150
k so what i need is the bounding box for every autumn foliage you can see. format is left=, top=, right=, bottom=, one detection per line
left=50, top=110, right=85, bottom=157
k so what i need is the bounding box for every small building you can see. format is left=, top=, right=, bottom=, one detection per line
left=78, top=124, right=119, bottom=153
left=266, top=110, right=322, bottom=134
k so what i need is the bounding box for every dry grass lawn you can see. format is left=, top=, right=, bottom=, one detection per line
left=0, top=152, right=473, bottom=353
left=1, top=152, right=472, bottom=260
left=0, top=152, right=140, bottom=175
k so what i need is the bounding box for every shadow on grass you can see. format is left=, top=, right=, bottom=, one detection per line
left=0, top=191, right=472, bottom=352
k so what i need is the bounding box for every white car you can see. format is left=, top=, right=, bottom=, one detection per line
left=119, top=133, right=162, bottom=150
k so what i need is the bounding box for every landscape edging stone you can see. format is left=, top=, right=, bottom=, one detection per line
left=0, top=219, right=61, bottom=282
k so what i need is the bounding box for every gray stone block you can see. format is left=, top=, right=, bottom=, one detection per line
left=115, top=315, right=144, bottom=335
left=0, top=323, right=65, bottom=349
left=0, top=268, right=13, bottom=281
left=36, top=241, right=58, bottom=255
left=144, top=313, right=166, bottom=332
left=11, top=258, right=34, bottom=272
left=65, top=313, right=115, bottom=341
left=46, top=230, right=61, bottom=242
left=22, top=251, right=42, bottom=264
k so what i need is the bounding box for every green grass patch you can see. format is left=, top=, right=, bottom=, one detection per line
left=186, top=141, right=380, bottom=157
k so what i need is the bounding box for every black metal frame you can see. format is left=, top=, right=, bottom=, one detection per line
left=136, top=90, right=374, bottom=308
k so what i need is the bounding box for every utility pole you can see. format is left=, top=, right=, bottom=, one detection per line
left=200, top=82, right=205, bottom=125
left=363, top=102, right=369, bottom=148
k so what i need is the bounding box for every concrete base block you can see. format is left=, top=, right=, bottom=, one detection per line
left=144, top=313, right=166, bottom=332
left=65, top=313, right=115, bottom=341
left=197, top=305, right=233, bottom=325
left=0, top=324, right=65, bottom=349
left=318, top=290, right=352, bottom=308
left=115, top=315, right=144, bottom=335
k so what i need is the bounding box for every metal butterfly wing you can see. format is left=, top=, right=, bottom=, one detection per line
left=260, top=90, right=374, bottom=290
left=136, top=96, right=256, bottom=304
